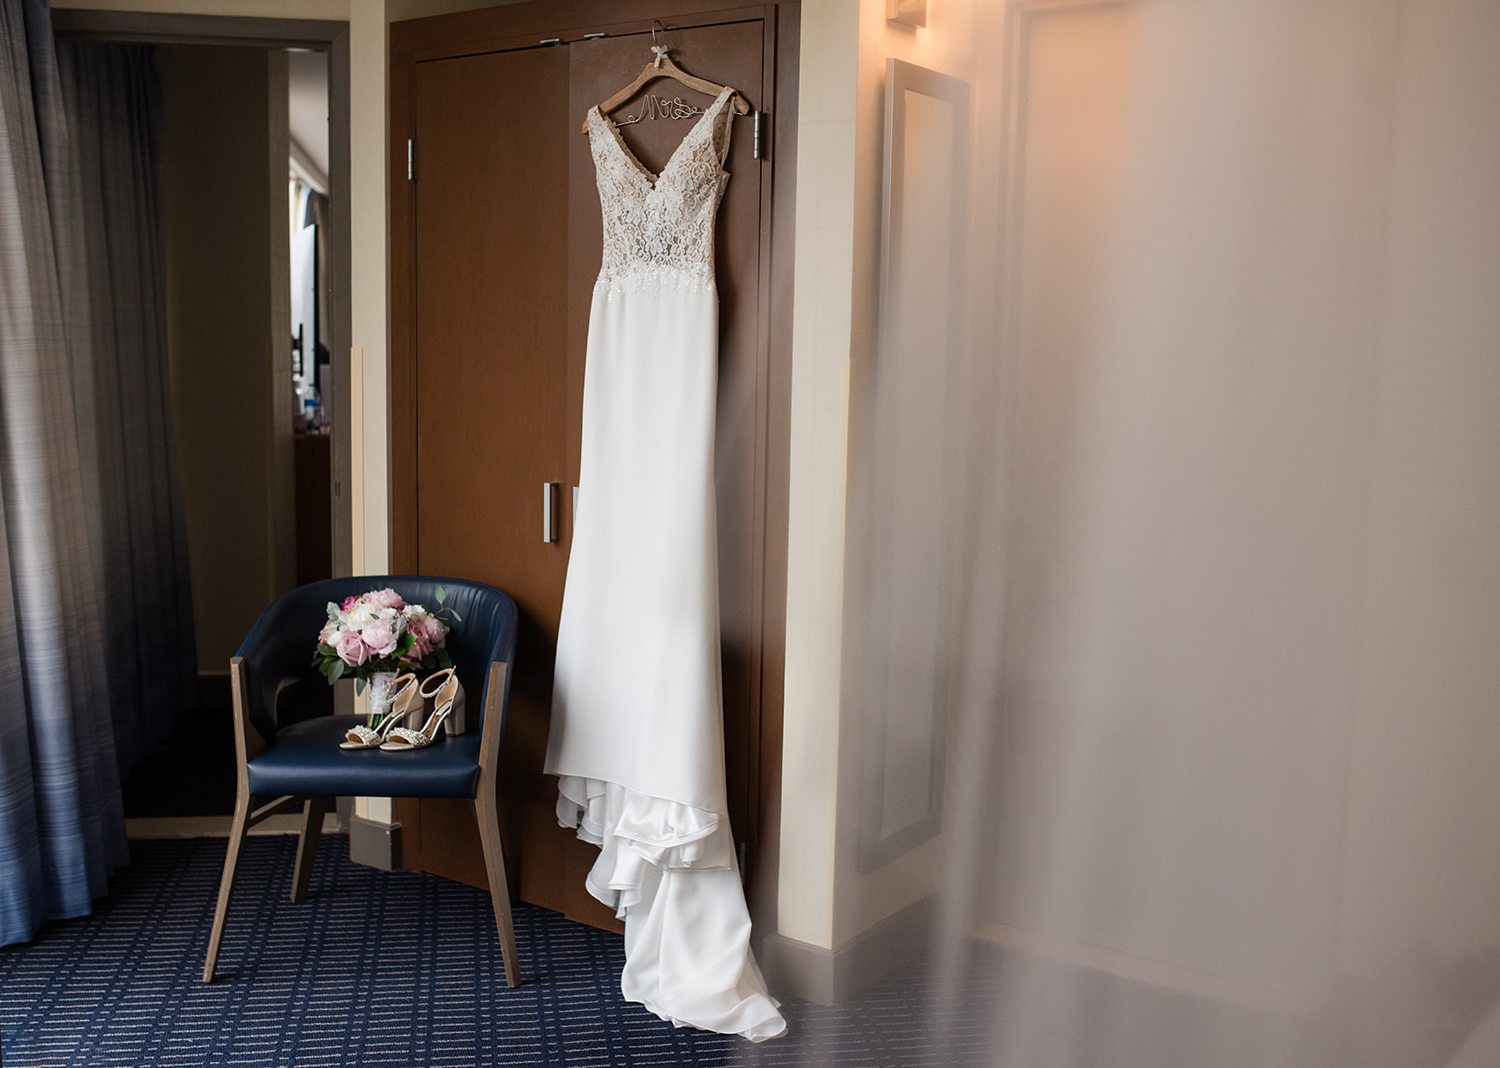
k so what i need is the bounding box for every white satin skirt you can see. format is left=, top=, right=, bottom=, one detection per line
left=546, top=277, right=786, bottom=1042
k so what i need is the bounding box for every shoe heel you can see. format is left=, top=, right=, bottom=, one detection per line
left=446, top=686, right=466, bottom=736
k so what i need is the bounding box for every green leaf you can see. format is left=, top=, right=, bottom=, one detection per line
left=330, top=659, right=346, bottom=683
left=436, top=586, right=446, bottom=604
left=354, top=674, right=365, bottom=695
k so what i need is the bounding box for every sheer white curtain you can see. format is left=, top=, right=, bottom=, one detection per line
left=839, top=0, right=1500, bottom=1063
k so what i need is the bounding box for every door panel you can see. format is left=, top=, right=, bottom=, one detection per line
left=405, top=45, right=576, bottom=902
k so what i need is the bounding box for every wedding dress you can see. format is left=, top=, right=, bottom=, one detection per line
left=545, top=86, right=786, bottom=1042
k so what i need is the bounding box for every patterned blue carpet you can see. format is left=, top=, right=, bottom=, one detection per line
left=0, top=834, right=1310, bottom=1066
left=0, top=835, right=981, bottom=1067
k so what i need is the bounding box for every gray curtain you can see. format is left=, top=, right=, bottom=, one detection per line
left=0, top=0, right=194, bottom=946
left=56, top=40, right=195, bottom=771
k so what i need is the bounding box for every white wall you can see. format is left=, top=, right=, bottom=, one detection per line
left=778, top=0, right=861, bottom=953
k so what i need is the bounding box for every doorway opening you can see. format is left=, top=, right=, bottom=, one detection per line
left=51, top=10, right=354, bottom=824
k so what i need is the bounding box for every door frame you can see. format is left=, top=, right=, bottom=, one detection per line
left=388, top=0, right=799, bottom=936
left=52, top=8, right=357, bottom=582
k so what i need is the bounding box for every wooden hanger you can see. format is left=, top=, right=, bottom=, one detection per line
left=581, top=26, right=751, bottom=133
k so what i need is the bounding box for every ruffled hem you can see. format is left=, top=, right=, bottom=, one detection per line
left=555, top=775, right=787, bottom=1042
left=557, top=774, right=733, bottom=914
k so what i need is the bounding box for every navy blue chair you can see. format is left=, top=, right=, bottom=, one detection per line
left=202, top=576, right=520, bottom=987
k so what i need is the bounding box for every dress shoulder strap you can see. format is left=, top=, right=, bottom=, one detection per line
left=710, top=88, right=737, bottom=167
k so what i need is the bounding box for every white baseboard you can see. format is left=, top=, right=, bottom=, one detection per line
left=972, top=921, right=1304, bottom=1016
left=763, top=895, right=937, bottom=1005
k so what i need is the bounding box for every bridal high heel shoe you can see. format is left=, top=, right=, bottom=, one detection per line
left=381, top=669, right=459, bottom=751
left=339, top=673, right=421, bottom=749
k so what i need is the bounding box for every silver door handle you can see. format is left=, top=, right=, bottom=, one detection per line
left=543, top=482, right=559, bottom=543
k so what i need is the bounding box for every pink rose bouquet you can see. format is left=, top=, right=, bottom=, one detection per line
left=311, top=586, right=461, bottom=690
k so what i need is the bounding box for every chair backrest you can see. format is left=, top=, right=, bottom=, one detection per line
left=234, top=576, right=518, bottom=744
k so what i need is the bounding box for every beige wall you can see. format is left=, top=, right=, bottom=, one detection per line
left=387, top=0, right=519, bottom=21
left=157, top=45, right=290, bottom=670
left=348, top=0, right=388, bottom=574
left=54, top=0, right=348, bottom=15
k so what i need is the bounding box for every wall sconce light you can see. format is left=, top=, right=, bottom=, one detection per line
left=887, top=0, right=927, bottom=28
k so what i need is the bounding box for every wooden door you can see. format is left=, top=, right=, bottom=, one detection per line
left=393, top=42, right=580, bottom=905
left=390, top=4, right=795, bottom=932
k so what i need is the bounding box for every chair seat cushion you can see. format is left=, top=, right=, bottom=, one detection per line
left=246, top=717, right=483, bottom=800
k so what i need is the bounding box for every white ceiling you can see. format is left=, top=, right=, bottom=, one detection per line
left=288, top=50, right=329, bottom=190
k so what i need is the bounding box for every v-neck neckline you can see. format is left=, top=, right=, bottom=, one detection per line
left=591, top=86, right=733, bottom=188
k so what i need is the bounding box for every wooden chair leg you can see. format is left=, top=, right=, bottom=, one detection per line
left=474, top=794, right=521, bottom=988
left=203, top=790, right=252, bottom=982
left=290, top=796, right=327, bottom=904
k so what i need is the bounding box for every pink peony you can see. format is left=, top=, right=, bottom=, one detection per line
left=341, top=595, right=359, bottom=612
left=335, top=629, right=370, bottom=667
left=409, top=630, right=433, bottom=658
left=361, top=621, right=399, bottom=657
left=367, top=588, right=405, bottom=610
left=417, top=613, right=448, bottom=645
left=318, top=620, right=339, bottom=646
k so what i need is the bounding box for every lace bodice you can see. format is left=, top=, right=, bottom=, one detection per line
left=587, top=86, right=736, bottom=297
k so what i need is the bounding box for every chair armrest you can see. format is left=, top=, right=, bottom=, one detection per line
left=229, top=656, right=268, bottom=797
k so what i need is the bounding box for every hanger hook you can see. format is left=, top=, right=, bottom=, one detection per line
left=650, top=19, right=669, bottom=67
